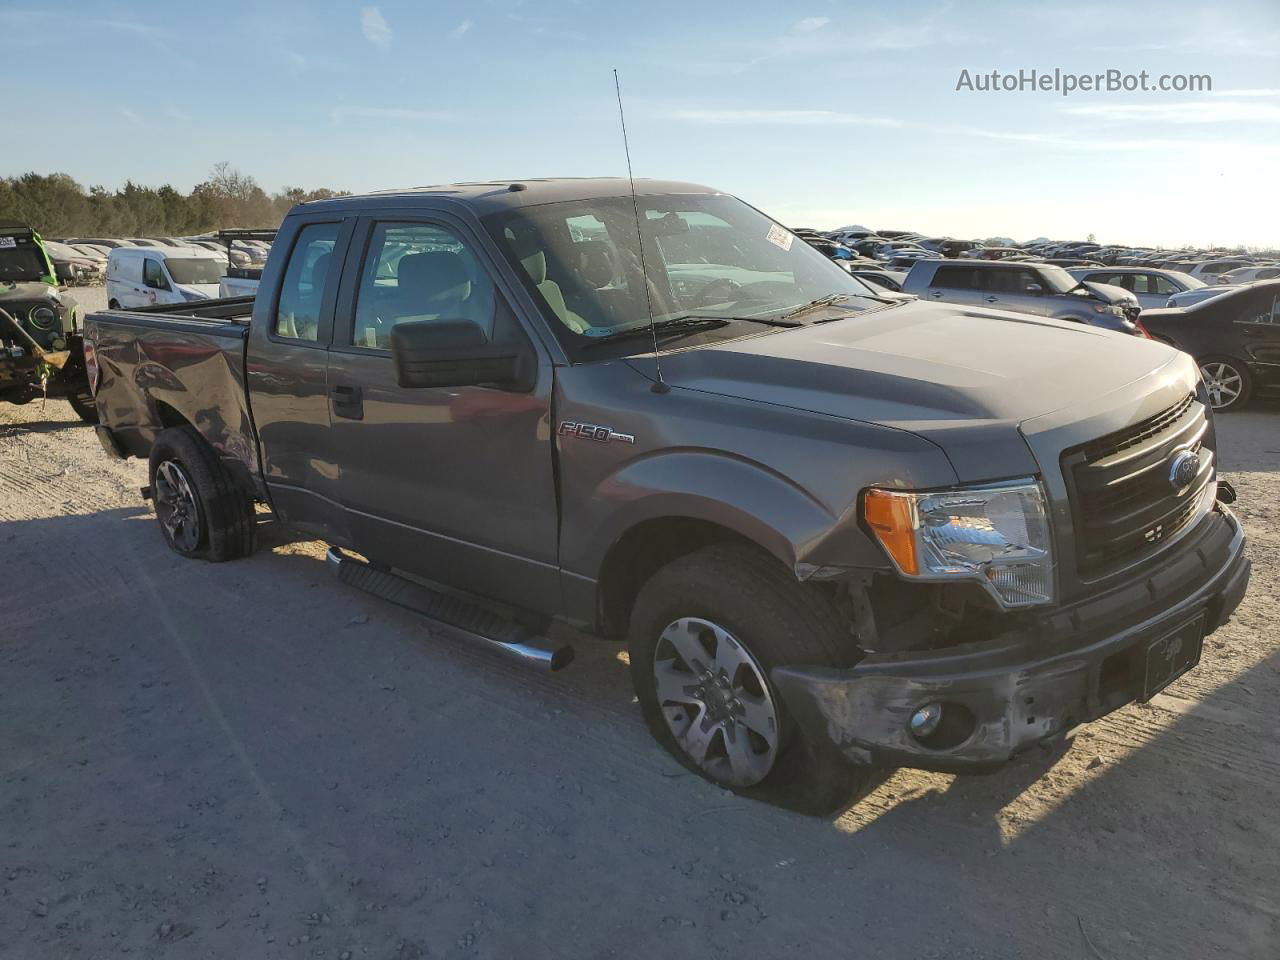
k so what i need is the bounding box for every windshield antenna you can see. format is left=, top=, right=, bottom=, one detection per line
left=613, top=69, right=668, bottom=394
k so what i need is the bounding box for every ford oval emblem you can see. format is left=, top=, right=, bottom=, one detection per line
left=1168, top=450, right=1201, bottom=492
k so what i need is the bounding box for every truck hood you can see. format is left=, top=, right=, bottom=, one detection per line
left=641, top=300, right=1181, bottom=481
left=0, top=280, right=57, bottom=303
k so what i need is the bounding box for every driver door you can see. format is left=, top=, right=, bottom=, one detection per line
left=325, top=214, right=561, bottom=613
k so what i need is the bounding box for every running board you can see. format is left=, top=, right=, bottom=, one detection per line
left=325, top=547, right=574, bottom=671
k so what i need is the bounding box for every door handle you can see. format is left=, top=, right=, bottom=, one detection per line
left=330, top=384, right=363, bottom=420
left=984, top=296, right=999, bottom=303
left=930, top=290, right=943, bottom=298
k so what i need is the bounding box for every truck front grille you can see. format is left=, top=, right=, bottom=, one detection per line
left=1063, top=393, right=1214, bottom=580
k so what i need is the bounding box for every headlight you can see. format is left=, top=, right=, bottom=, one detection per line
left=863, top=479, right=1055, bottom=607
left=28, top=305, right=57, bottom=329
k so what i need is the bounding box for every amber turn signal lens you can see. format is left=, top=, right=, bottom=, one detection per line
left=863, top=489, right=919, bottom=575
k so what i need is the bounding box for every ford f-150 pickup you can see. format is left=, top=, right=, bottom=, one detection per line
left=84, top=179, right=1250, bottom=811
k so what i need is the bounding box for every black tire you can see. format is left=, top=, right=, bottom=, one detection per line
left=1198, top=355, right=1253, bottom=412
left=108, top=299, right=120, bottom=310
left=148, top=426, right=255, bottom=562
left=628, top=542, right=874, bottom=814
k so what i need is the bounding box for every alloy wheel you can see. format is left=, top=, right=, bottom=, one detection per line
left=1200, top=360, right=1243, bottom=410
left=154, top=460, right=201, bottom=553
left=652, top=617, right=780, bottom=787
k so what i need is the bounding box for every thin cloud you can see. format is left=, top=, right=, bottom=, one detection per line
left=360, top=7, right=392, bottom=47
left=1208, top=88, right=1280, bottom=98
left=794, top=17, right=829, bottom=33
left=670, top=108, right=901, bottom=128
left=88, top=17, right=162, bottom=35
left=329, top=106, right=452, bottom=123
left=118, top=107, right=142, bottom=124
left=451, top=19, right=473, bottom=39
left=1062, top=101, right=1280, bottom=124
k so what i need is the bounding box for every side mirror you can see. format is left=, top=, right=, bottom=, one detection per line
left=390, top=320, right=534, bottom=391
left=1025, top=283, right=1044, bottom=295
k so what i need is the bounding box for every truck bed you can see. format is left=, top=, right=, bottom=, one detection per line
left=85, top=300, right=261, bottom=491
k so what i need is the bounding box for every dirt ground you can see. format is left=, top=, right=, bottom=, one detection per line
left=2, top=290, right=1278, bottom=958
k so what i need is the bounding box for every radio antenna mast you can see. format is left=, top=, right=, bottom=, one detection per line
left=613, top=69, right=668, bottom=394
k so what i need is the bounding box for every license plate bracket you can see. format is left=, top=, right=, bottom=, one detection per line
left=1136, top=614, right=1205, bottom=702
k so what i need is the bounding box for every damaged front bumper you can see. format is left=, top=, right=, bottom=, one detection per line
left=772, top=506, right=1250, bottom=774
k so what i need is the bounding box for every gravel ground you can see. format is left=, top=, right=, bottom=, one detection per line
left=2, top=291, right=1278, bottom=958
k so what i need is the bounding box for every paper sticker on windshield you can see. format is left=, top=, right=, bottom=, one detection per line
left=0, top=237, right=15, bottom=249
left=766, top=224, right=794, bottom=251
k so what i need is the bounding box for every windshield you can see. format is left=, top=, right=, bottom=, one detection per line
left=0, top=242, right=51, bottom=282
left=165, top=257, right=224, bottom=285
left=483, top=193, right=879, bottom=348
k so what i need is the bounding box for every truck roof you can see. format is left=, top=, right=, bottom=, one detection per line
left=297, top=178, right=721, bottom=217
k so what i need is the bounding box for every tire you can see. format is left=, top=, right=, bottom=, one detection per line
left=147, top=426, right=255, bottom=562
left=108, top=299, right=120, bottom=310
left=1199, top=356, right=1253, bottom=412
left=628, top=542, right=874, bottom=814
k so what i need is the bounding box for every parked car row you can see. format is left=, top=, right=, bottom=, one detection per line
left=798, top=226, right=1279, bottom=296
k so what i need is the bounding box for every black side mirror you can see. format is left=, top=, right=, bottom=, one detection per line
left=390, top=320, right=534, bottom=391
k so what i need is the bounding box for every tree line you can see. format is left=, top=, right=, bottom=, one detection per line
left=0, top=163, right=348, bottom=238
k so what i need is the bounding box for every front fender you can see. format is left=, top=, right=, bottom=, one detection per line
left=567, top=449, right=840, bottom=578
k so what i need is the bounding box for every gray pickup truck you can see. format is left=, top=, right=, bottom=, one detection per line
left=84, top=179, right=1250, bottom=811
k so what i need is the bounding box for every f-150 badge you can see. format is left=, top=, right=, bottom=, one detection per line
left=558, top=421, right=635, bottom=445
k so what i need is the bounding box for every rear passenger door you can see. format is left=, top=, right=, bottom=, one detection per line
left=324, top=213, right=561, bottom=614
left=247, top=217, right=354, bottom=542
left=922, top=265, right=982, bottom=306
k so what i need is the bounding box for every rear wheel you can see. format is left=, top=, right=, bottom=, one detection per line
left=148, top=426, right=255, bottom=561
left=108, top=299, right=120, bottom=310
left=628, top=543, right=873, bottom=813
left=1199, top=356, right=1252, bottom=412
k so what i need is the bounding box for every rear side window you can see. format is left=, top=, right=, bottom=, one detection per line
left=275, top=222, right=339, bottom=342
left=931, top=266, right=979, bottom=289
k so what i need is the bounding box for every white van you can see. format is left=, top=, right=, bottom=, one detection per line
left=105, top=247, right=226, bottom=309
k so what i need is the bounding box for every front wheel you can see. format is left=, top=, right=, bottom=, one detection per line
left=148, top=426, right=255, bottom=561
left=1199, top=356, right=1253, bottom=412
left=628, top=543, right=872, bottom=813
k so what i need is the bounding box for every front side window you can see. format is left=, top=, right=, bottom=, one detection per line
left=351, top=222, right=509, bottom=350
left=983, top=268, right=1042, bottom=294
left=275, top=222, right=339, bottom=342
left=1238, top=294, right=1280, bottom=325
left=483, top=193, right=876, bottom=349
left=143, top=258, right=169, bottom=289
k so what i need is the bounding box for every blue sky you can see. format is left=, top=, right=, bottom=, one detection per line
left=5, top=0, right=1278, bottom=246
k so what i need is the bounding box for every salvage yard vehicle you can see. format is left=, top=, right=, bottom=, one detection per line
left=105, top=246, right=226, bottom=309
left=1140, top=280, right=1280, bottom=412
left=902, top=259, right=1144, bottom=334
left=1068, top=266, right=1205, bottom=311
left=84, top=179, right=1250, bottom=811
left=0, top=220, right=96, bottom=422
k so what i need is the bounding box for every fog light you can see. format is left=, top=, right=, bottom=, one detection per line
left=909, top=703, right=943, bottom=739
left=52, top=337, right=67, bottom=350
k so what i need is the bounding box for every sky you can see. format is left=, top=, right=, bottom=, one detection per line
left=4, top=0, right=1279, bottom=247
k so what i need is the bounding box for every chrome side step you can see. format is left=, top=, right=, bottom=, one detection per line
left=325, top=547, right=574, bottom=671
